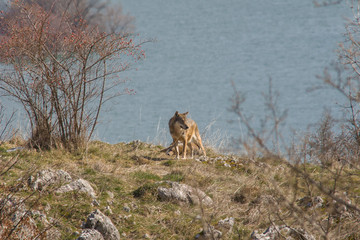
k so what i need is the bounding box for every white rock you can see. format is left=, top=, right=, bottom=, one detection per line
left=77, top=229, right=104, bottom=240
left=29, top=169, right=72, bottom=191
left=218, top=217, right=235, bottom=230
left=83, top=209, right=120, bottom=240
left=158, top=182, right=213, bottom=205
left=251, top=225, right=315, bottom=240
left=56, top=179, right=96, bottom=198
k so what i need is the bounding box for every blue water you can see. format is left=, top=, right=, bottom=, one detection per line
left=3, top=1, right=351, bottom=149
left=93, top=0, right=350, bottom=148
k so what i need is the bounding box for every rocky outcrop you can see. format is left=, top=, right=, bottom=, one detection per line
left=28, top=169, right=72, bottom=191
left=28, top=169, right=97, bottom=198
left=251, top=225, right=315, bottom=240
left=158, top=182, right=213, bottom=205
left=56, top=179, right=96, bottom=198
left=80, top=209, right=120, bottom=240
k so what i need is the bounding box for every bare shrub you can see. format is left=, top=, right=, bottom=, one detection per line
left=0, top=0, right=134, bottom=34
left=315, top=0, right=360, bottom=164
left=0, top=0, right=146, bottom=150
left=230, top=76, right=360, bottom=239
left=230, top=78, right=287, bottom=157
left=0, top=103, right=16, bottom=143
left=0, top=155, right=43, bottom=239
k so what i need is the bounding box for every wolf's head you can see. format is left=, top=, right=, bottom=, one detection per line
left=174, top=111, right=189, bottom=130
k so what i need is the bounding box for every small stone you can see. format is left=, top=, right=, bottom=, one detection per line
left=105, top=206, right=113, bottom=214
left=313, top=196, right=324, bottom=208
left=123, top=204, right=131, bottom=212
left=218, top=217, right=234, bottom=230
left=157, top=182, right=213, bottom=205
left=131, top=203, right=138, bottom=210
left=202, top=226, right=222, bottom=239
left=224, top=163, right=231, bottom=168
left=107, top=191, right=114, bottom=199
left=45, top=203, right=51, bottom=212
left=251, top=225, right=315, bottom=240
left=218, top=217, right=235, bottom=235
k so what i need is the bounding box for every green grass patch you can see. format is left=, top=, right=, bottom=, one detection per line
left=132, top=171, right=161, bottom=182
left=163, top=170, right=184, bottom=182
left=83, top=167, right=97, bottom=176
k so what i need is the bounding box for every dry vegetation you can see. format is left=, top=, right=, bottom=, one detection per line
left=0, top=138, right=359, bottom=239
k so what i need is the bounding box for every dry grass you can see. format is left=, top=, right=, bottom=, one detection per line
left=0, top=140, right=359, bottom=239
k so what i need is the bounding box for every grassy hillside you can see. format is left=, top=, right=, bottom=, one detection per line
left=0, top=140, right=359, bottom=239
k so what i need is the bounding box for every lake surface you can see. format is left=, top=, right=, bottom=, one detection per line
left=94, top=0, right=352, bottom=148
left=94, top=0, right=351, bottom=149
left=5, top=1, right=351, bottom=150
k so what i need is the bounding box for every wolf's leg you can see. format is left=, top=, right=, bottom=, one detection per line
left=174, top=142, right=180, bottom=159
left=182, top=139, right=188, bottom=159
left=188, top=142, right=194, bottom=159
left=195, top=130, right=206, bottom=157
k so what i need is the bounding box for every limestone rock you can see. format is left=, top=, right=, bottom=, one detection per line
left=217, top=217, right=234, bottom=234
left=158, top=182, right=213, bottom=205
left=77, top=229, right=105, bottom=240
left=251, top=225, right=315, bottom=240
left=297, top=196, right=324, bottom=209
left=28, top=169, right=72, bottom=191
left=196, top=225, right=222, bottom=240
left=313, top=196, right=324, bottom=208
left=83, top=209, right=120, bottom=240
left=56, top=179, right=96, bottom=198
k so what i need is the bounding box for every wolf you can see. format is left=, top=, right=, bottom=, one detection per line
left=166, top=111, right=206, bottom=159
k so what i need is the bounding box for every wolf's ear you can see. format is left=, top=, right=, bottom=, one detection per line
left=175, top=111, right=179, bottom=116
left=184, top=112, right=189, bottom=116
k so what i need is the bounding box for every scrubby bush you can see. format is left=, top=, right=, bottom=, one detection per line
left=0, top=0, right=146, bottom=151
left=229, top=2, right=360, bottom=238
